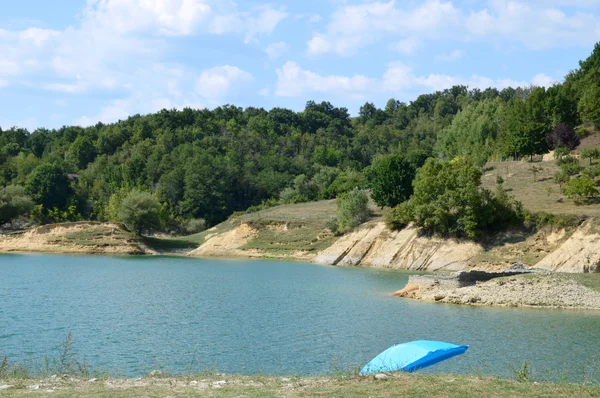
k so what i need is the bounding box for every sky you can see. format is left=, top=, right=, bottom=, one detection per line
left=1, top=0, right=600, bottom=130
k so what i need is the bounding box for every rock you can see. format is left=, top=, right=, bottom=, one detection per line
left=29, top=384, right=40, bottom=390
left=189, top=380, right=198, bottom=386
left=212, top=380, right=227, bottom=385
left=0, top=385, right=14, bottom=390
left=374, top=373, right=389, bottom=379
left=88, top=378, right=98, bottom=383
left=148, top=370, right=162, bottom=377
left=281, top=377, right=291, bottom=382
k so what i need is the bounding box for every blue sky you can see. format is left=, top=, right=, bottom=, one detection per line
left=1, top=0, right=600, bottom=130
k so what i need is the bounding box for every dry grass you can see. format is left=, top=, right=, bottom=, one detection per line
left=482, top=160, right=600, bottom=217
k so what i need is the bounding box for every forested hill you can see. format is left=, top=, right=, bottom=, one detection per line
left=2, top=44, right=600, bottom=232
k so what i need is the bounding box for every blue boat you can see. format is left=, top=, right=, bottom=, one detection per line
left=360, top=340, right=469, bottom=375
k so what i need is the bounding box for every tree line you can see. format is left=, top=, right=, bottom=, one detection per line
left=2, top=44, right=600, bottom=235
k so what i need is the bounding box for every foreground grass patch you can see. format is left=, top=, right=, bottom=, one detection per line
left=2, top=373, right=599, bottom=397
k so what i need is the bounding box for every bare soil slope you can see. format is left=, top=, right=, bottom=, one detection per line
left=0, top=222, right=154, bottom=255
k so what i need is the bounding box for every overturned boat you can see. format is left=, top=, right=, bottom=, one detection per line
left=360, top=340, right=468, bottom=375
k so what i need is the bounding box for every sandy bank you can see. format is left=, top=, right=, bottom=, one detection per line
left=0, top=222, right=154, bottom=255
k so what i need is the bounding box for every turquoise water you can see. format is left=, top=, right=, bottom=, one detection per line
left=1, top=254, right=600, bottom=380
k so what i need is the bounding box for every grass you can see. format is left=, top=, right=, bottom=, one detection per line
left=564, top=273, right=600, bottom=293
left=482, top=160, right=600, bottom=217
left=2, top=373, right=600, bottom=397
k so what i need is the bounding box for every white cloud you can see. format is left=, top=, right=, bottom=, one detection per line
left=276, top=61, right=377, bottom=97
left=309, top=0, right=600, bottom=56
left=258, top=88, right=270, bottom=96
left=436, top=49, right=465, bottom=62
left=532, top=73, right=557, bottom=87
left=307, top=0, right=461, bottom=56
left=0, top=0, right=287, bottom=128
left=196, top=65, right=253, bottom=100
left=276, top=61, right=557, bottom=98
left=83, top=0, right=222, bottom=36
left=395, top=37, right=422, bottom=55
left=265, top=41, right=289, bottom=60
left=244, top=6, right=288, bottom=43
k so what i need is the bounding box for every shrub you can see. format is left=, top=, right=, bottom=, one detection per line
left=385, top=201, right=415, bottom=231
left=553, top=169, right=569, bottom=188
left=118, top=190, right=161, bottom=235
left=385, top=158, right=522, bottom=239
left=562, top=176, right=599, bottom=203
left=185, top=218, right=207, bottom=234
left=581, top=147, right=600, bottom=165
left=496, top=175, right=504, bottom=185
left=336, top=189, right=372, bottom=232
left=583, top=164, right=600, bottom=179
left=324, top=217, right=341, bottom=235
left=546, top=123, right=580, bottom=150
left=0, top=185, right=34, bottom=225
left=557, top=156, right=583, bottom=176
left=553, top=147, right=570, bottom=160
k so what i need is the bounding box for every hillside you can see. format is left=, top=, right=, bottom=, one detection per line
left=188, top=200, right=384, bottom=261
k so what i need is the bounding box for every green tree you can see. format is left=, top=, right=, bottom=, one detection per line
left=581, top=148, right=600, bottom=165
left=386, top=158, right=519, bottom=239
left=0, top=185, right=34, bottom=225
left=117, top=190, right=161, bottom=235
left=336, top=188, right=371, bottom=232
left=65, top=136, right=97, bottom=170
left=26, top=163, right=73, bottom=212
left=578, top=84, right=600, bottom=126
left=553, top=170, right=569, bottom=189
left=563, top=176, right=598, bottom=203
left=367, top=154, right=416, bottom=208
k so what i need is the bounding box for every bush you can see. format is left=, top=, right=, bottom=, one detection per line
left=496, top=175, right=504, bottom=185
left=385, top=158, right=522, bottom=239
left=0, top=185, right=34, bottom=225
left=557, top=156, right=583, bottom=176
left=385, top=201, right=415, bottom=231
left=553, top=147, right=570, bottom=160
left=583, top=164, right=600, bottom=179
left=553, top=169, right=569, bottom=188
left=324, top=217, right=341, bottom=235
left=184, top=218, right=207, bottom=234
left=562, top=176, right=599, bottom=203
left=336, top=189, right=372, bottom=232
left=546, top=123, right=580, bottom=150
left=118, top=190, right=161, bottom=235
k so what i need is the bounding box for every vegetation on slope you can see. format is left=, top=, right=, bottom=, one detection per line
left=3, top=44, right=600, bottom=241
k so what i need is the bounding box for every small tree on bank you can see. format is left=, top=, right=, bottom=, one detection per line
left=367, top=154, right=416, bottom=208
left=117, top=190, right=161, bottom=235
left=581, top=148, right=600, bottom=165
left=336, top=189, right=372, bottom=232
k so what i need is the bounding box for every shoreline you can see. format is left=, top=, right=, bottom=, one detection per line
left=393, top=273, right=600, bottom=310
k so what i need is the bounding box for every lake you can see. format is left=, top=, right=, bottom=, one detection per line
left=1, top=254, right=600, bottom=380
